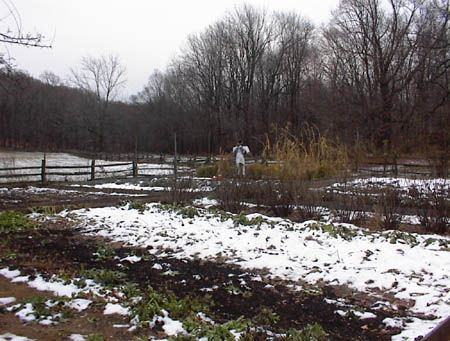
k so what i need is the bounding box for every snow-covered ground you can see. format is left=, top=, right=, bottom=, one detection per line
left=56, top=201, right=448, bottom=340
left=72, top=176, right=214, bottom=192
left=326, top=176, right=449, bottom=198
left=1, top=176, right=449, bottom=340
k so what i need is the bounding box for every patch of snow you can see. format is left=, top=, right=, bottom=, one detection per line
left=104, top=303, right=130, bottom=316
left=0, top=333, right=35, bottom=341
left=121, top=255, right=141, bottom=263
left=11, top=276, right=29, bottom=283
left=13, top=303, right=35, bottom=322
left=0, top=268, right=21, bottom=279
left=193, top=197, right=219, bottom=208
left=159, top=309, right=186, bottom=336
left=27, top=275, right=81, bottom=297
left=68, top=299, right=92, bottom=312
left=0, top=297, right=16, bottom=306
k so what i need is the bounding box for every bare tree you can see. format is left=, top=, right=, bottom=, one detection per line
left=40, top=71, right=62, bottom=87
left=276, top=11, right=315, bottom=131
left=322, top=0, right=435, bottom=150
left=223, top=4, right=274, bottom=141
left=1, top=0, right=51, bottom=69
left=70, top=54, right=126, bottom=151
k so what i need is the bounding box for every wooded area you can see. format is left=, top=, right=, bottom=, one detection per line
left=1, top=0, right=450, bottom=163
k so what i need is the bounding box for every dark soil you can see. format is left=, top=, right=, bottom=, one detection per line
left=0, top=181, right=172, bottom=211
left=0, top=182, right=412, bottom=340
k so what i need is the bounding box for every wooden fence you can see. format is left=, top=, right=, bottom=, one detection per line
left=358, top=157, right=448, bottom=178
left=0, top=156, right=447, bottom=184
left=0, top=160, right=175, bottom=184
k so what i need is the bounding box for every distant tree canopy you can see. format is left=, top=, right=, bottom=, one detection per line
left=1, top=0, right=450, bottom=159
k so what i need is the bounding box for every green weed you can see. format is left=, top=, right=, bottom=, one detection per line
left=86, top=335, right=105, bottom=341
left=129, top=201, right=148, bottom=213
left=308, top=222, right=357, bottom=241
left=282, top=323, right=327, bottom=340
left=130, top=286, right=165, bottom=322
left=199, top=324, right=235, bottom=340
left=178, top=206, right=199, bottom=219
left=383, top=230, right=418, bottom=246
left=253, top=306, right=280, bottom=326
left=232, top=211, right=267, bottom=227
left=95, top=244, right=116, bottom=261
left=81, top=269, right=127, bottom=288
left=0, top=211, right=36, bottom=233
left=29, top=206, right=57, bottom=216
left=424, top=238, right=449, bottom=248
left=122, top=283, right=143, bottom=299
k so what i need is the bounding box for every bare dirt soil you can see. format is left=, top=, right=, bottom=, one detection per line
left=0, top=182, right=412, bottom=340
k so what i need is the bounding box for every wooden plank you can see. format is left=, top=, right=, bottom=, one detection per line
left=45, top=172, right=91, bottom=176
left=0, top=166, right=41, bottom=171
left=95, top=162, right=132, bottom=167
left=0, top=173, right=42, bottom=178
left=422, top=315, right=450, bottom=341
left=45, top=165, right=91, bottom=169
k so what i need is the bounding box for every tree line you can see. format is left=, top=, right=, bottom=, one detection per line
left=1, top=0, right=450, bottom=159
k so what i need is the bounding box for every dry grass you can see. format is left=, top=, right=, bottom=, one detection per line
left=262, top=124, right=349, bottom=180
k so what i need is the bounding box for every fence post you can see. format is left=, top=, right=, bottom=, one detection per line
left=133, top=160, right=138, bottom=177
left=174, top=132, right=178, bottom=178
left=90, top=160, right=96, bottom=181
left=393, top=153, right=398, bottom=176
left=41, top=159, right=47, bottom=184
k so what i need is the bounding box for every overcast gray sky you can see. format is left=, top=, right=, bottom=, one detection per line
left=2, top=0, right=339, bottom=99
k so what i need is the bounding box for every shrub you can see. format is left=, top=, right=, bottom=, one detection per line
left=170, top=177, right=198, bottom=204
left=214, top=177, right=326, bottom=219
left=412, top=182, right=449, bottom=234
left=246, top=162, right=266, bottom=180
left=217, top=156, right=236, bottom=177
left=215, top=180, right=247, bottom=213
left=372, top=188, right=402, bottom=230
left=327, top=191, right=368, bottom=225
left=197, top=164, right=218, bottom=178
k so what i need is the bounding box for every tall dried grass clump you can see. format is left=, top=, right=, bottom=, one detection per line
left=263, top=124, right=349, bottom=180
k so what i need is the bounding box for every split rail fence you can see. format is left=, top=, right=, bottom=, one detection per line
left=358, top=158, right=447, bottom=178
left=0, top=160, right=175, bottom=184
left=0, top=156, right=446, bottom=184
